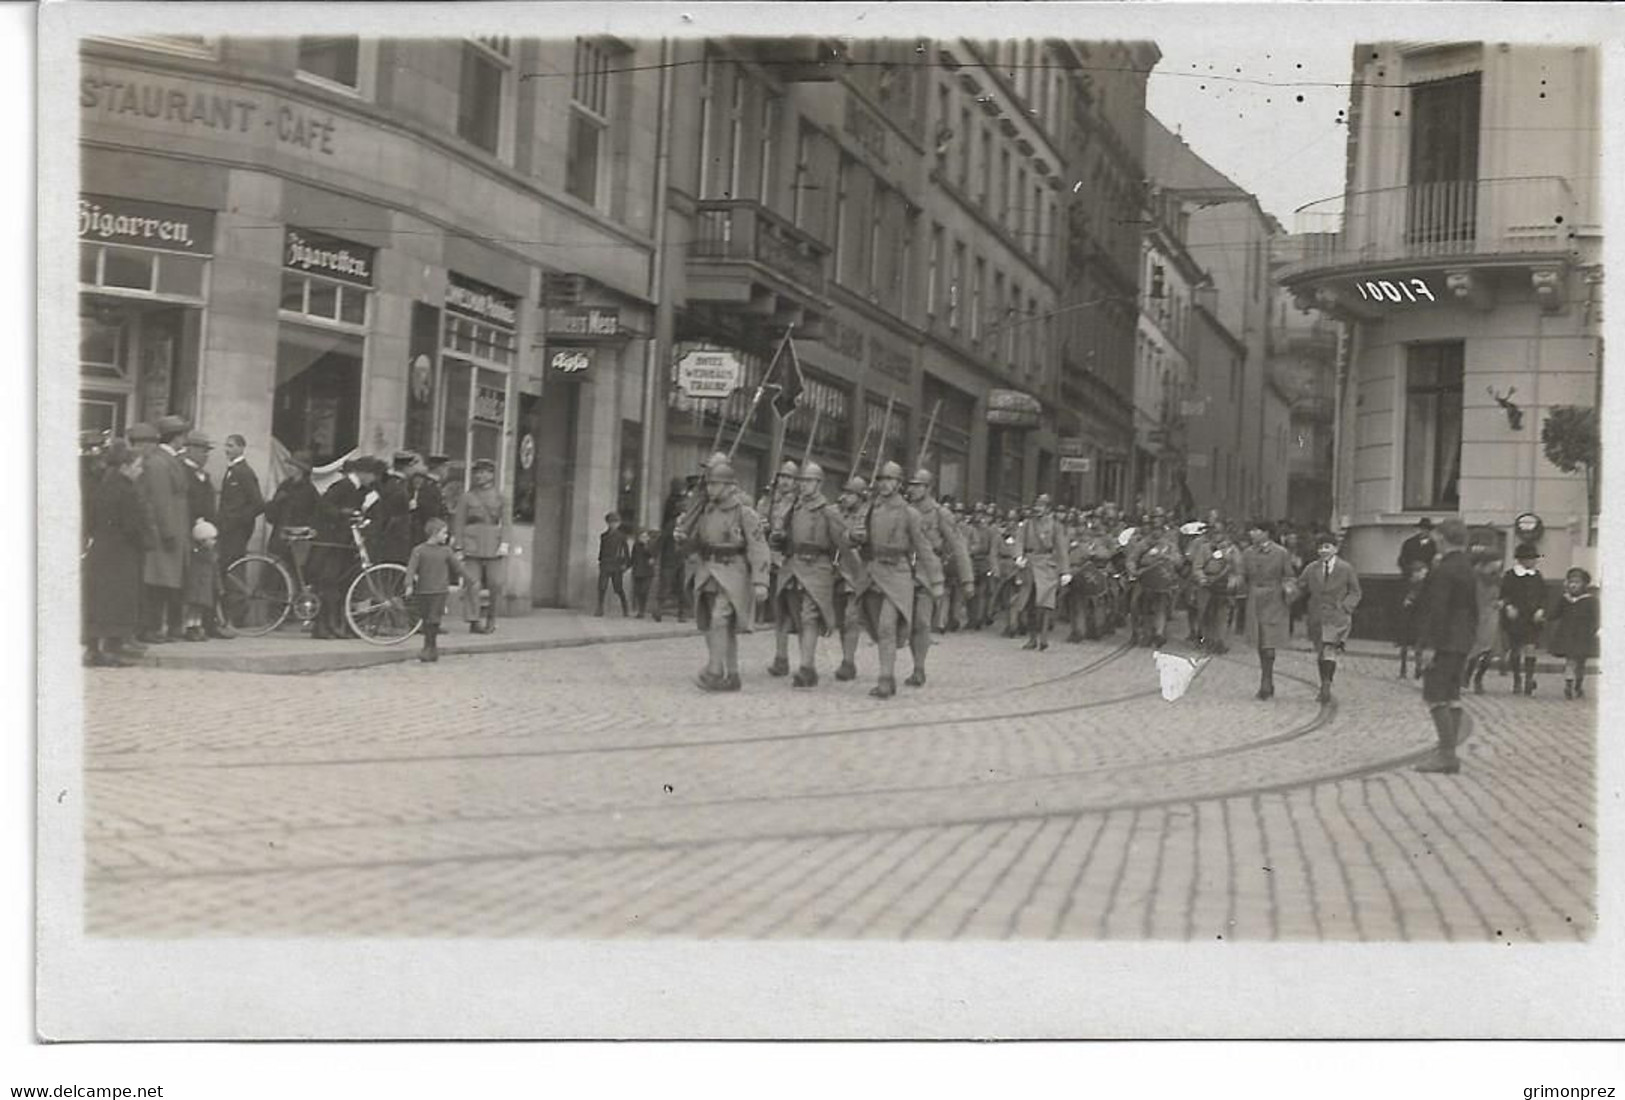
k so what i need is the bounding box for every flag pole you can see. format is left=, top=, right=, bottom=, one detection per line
left=917, top=398, right=943, bottom=470
left=801, top=398, right=823, bottom=468
left=870, top=393, right=896, bottom=482
left=726, top=326, right=794, bottom=461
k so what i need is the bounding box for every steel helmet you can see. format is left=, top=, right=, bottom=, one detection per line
left=706, top=462, right=738, bottom=484
left=778, top=460, right=800, bottom=478
left=907, top=468, right=932, bottom=486
left=798, top=461, right=825, bottom=482
left=876, top=460, right=905, bottom=481
left=843, top=474, right=868, bottom=494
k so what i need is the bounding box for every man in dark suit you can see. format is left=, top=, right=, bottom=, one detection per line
left=217, top=433, right=264, bottom=573
left=1413, top=517, right=1477, bottom=775
left=181, top=430, right=235, bottom=639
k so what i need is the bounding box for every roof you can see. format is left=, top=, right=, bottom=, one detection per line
left=1143, top=111, right=1251, bottom=197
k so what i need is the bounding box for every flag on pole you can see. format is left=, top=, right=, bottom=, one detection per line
left=771, top=330, right=806, bottom=418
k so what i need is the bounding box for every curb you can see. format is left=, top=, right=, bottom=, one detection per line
left=133, top=625, right=691, bottom=675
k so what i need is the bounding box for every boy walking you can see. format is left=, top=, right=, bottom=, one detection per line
left=596, top=511, right=631, bottom=617
left=405, top=517, right=466, bottom=663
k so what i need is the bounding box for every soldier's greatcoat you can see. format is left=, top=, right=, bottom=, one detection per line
left=911, top=495, right=972, bottom=594
left=682, top=490, right=771, bottom=632
left=858, top=493, right=939, bottom=637
left=1239, top=539, right=1295, bottom=649
left=773, top=492, right=849, bottom=631
left=1014, top=512, right=1073, bottom=611
left=834, top=499, right=870, bottom=633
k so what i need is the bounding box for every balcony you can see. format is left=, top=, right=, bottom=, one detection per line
left=687, top=200, right=830, bottom=326
left=1280, top=176, right=1578, bottom=285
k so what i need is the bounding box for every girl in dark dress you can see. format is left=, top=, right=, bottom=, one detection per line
left=84, top=441, right=153, bottom=667
left=1547, top=567, right=1599, bottom=700
left=1499, top=543, right=1548, bottom=694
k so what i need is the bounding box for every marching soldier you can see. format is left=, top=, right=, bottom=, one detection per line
left=1187, top=520, right=1241, bottom=653
left=1238, top=519, right=1296, bottom=700
left=1067, top=511, right=1119, bottom=641
left=833, top=474, right=870, bottom=681
left=771, top=461, right=849, bottom=687
left=903, top=469, right=972, bottom=686
left=758, top=459, right=800, bottom=635
left=995, top=507, right=1024, bottom=637
left=854, top=462, right=941, bottom=699
left=964, top=503, right=996, bottom=630
left=678, top=460, right=771, bottom=692
left=1127, top=511, right=1182, bottom=647
left=1012, top=493, right=1072, bottom=651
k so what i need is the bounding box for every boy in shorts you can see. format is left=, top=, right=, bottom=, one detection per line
left=405, top=517, right=467, bottom=663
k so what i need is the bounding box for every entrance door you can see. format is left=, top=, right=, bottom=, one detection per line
left=530, top=382, right=580, bottom=607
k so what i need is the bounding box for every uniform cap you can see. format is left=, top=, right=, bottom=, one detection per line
left=426, top=454, right=450, bottom=468
left=127, top=422, right=159, bottom=443
left=876, top=460, right=904, bottom=481
left=706, top=462, right=738, bottom=484
left=392, top=450, right=420, bottom=470
left=185, top=429, right=213, bottom=449
left=472, top=457, right=496, bottom=472
left=797, top=461, right=825, bottom=482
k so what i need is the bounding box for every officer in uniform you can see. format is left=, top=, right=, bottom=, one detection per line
left=902, top=468, right=971, bottom=686
left=770, top=461, right=849, bottom=687
left=853, top=462, right=940, bottom=699
left=758, top=459, right=800, bottom=634
left=677, top=460, right=771, bottom=692
left=995, top=507, right=1024, bottom=637
left=452, top=457, right=510, bottom=634
left=1239, top=519, right=1295, bottom=699
left=1011, top=493, right=1072, bottom=651
left=832, top=474, right=870, bottom=681
left=1127, top=511, right=1182, bottom=647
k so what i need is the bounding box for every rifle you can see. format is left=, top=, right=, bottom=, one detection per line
left=870, top=394, right=895, bottom=483
left=800, top=398, right=823, bottom=468
left=850, top=420, right=875, bottom=474
left=726, top=325, right=795, bottom=461
left=917, top=398, right=943, bottom=471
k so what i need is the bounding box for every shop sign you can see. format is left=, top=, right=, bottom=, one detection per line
left=1059, top=456, right=1093, bottom=474
left=284, top=227, right=374, bottom=286
left=1347, top=276, right=1438, bottom=305
left=546, top=307, right=620, bottom=338
left=985, top=389, right=1042, bottom=429
left=79, top=194, right=215, bottom=254
left=446, top=274, right=519, bottom=327
left=549, top=347, right=595, bottom=376
left=473, top=384, right=507, bottom=425
left=1058, top=436, right=1085, bottom=458
left=676, top=349, right=742, bottom=399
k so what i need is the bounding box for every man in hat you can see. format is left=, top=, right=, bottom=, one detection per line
left=902, top=468, right=972, bottom=686
left=216, top=434, right=264, bottom=577
left=371, top=451, right=417, bottom=566
left=310, top=455, right=382, bottom=638
left=1010, top=492, right=1072, bottom=651
left=677, top=460, right=771, bottom=691
left=410, top=454, right=448, bottom=549
left=832, top=474, right=870, bottom=681
left=758, top=459, right=800, bottom=631
left=1498, top=542, right=1547, bottom=695
left=1412, top=518, right=1478, bottom=773
left=1398, top=517, right=1438, bottom=576
left=180, top=429, right=234, bottom=639
left=1238, top=519, right=1296, bottom=700
left=768, top=461, right=849, bottom=687
left=136, top=415, right=192, bottom=643
left=853, top=462, right=941, bottom=698
left=452, top=457, right=510, bottom=634
left=1298, top=531, right=1363, bottom=704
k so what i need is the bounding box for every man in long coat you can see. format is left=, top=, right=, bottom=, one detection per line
left=770, top=461, right=849, bottom=687
left=1012, top=493, right=1072, bottom=651
left=677, top=460, right=771, bottom=692
left=1299, top=531, right=1363, bottom=703
left=832, top=474, right=870, bottom=681
left=902, top=468, right=971, bottom=686
left=855, top=462, right=941, bottom=699
left=1239, top=519, right=1296, bottom=700
left=137, top=415, right=193, bottom=643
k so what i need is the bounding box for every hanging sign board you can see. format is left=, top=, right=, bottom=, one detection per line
left=1059, top=456, right=1093, bottom=474
left=985, top=389, right=1042, bottom=428
left=677, top=349, right=743, bottom=399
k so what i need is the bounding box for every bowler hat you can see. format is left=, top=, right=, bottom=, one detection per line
left=127, top=422, right=159, bottom=444
left=100, top=439, right=135, bottom=468
left=185, top=429, right=214, bottom=449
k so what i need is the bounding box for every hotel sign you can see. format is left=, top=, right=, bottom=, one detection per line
left=676, top=349, right=743, bottom=399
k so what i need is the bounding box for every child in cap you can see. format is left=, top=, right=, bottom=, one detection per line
left=1499, top=542, right=1548, bottom=695
left=1547, top=567, right=1598, bottom=700
left=404, top=517, right=467, bottom=663
left=182, top=519, right=219, bottom=641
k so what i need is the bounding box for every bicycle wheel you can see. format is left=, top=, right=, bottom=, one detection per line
left=220, top=554, right=294, bottom=636
left=345, top=563, right=421, bottom=645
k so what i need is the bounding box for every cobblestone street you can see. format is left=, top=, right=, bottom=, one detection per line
left=78, top=621, right=1598, bottom=942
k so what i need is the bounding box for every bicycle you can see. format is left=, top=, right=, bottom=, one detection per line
left=221, top=516, right=421, bottom=645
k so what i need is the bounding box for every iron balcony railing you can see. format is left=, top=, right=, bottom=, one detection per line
left=1282, top=176, right=1577, bottom=279
left=691, top=199, right=829, bottom=298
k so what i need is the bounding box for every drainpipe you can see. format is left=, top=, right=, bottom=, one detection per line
left=639, top=36, right=674, bottom=531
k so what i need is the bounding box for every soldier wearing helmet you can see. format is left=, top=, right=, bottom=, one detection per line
left=901, top=467, right=973, bottom=687
left=1185, top=518, right=1240, bottom=654
left=963, top=501, right=996, bottom=630
left=757, top=459, right=801, bottom=638
left=852, top=461, right=941, bottom=698
left=832, top=474, right=871, bottom=681
left=1010, top=492, right=1072, bottom=651
left=766, top=460, right=850, bottom=687
left=674, top=459, right=771, bottom=691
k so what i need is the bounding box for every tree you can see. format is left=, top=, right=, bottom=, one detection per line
left=1542, top=405, right=1600, bottom=545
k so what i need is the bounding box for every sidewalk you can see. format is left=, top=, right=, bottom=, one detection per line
left=133, top=608, right=693, bottom=674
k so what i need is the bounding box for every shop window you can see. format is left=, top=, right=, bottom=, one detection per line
left=281, top=272, right=369, bottom=327
left=1403, top=342, right=1464, bottom=510
left=297, top=37, right=360, bottom=90
left=438, top=284, right=518, bottom=491
left=273, top=325, right=364, bottom=468
left=458, top=37, right=511, bottom=156
left=948, top=240, right=965, bottom=332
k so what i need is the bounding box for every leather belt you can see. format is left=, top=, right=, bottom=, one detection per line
left=790, top=543, right=831, bottom=558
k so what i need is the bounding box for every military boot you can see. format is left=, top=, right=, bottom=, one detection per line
left=869, top=675, right=897, bottom=699
left=792, top=666, right=819, bottom=688
left=767, top=655, right=791, bottom=677
left=1255, top=649, right=1276, bottom=700
left=834, top=659, right=857, bottom=681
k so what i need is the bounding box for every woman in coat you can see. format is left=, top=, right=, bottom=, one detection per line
left=1297, top=532, right=1363, bottom=704
left=1239, top=519, right=1295, bottom=700
left=84, top=441, right=153, bottom=666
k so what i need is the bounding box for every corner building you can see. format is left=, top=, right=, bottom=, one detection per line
left=1280, top=42, right=1602, bottom=637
